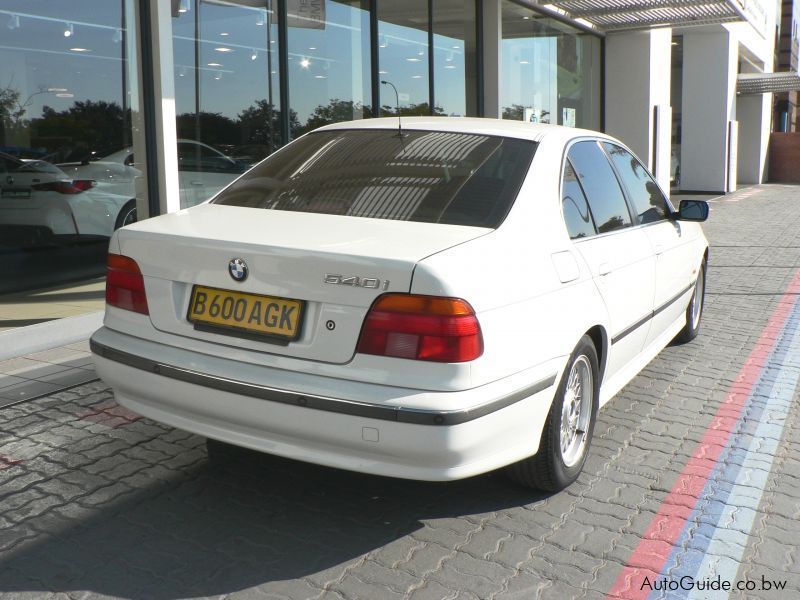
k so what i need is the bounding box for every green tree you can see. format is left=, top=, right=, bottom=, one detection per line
left=237, top=100, right=300, bottom=150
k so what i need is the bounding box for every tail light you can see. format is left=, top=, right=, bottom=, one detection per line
left=71, top=179, right=97, bottom=191
left=357, top=294, right=483, bottom=363
left=106, top=254, right=149, bottom=315
left=31, top=179, right=95, bottom=194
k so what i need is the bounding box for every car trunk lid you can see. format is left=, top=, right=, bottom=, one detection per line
left=117, top=203, right=490, bottom=363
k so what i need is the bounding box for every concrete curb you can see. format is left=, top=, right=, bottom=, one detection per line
left=0, top=311, right=103, bottom=361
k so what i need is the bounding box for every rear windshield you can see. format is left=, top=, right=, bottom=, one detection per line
left=213, top=129, right=536, bottom=228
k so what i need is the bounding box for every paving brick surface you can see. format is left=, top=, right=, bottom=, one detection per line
left=1, top=184, right=800, bottom=599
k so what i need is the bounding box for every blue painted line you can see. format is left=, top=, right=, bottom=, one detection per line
left=647, top=295, right=800, bottom=599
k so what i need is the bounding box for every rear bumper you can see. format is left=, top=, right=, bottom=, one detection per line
left=91, top=326, right=561, bottom=481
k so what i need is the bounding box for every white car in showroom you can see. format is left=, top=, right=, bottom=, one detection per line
left=91, top=118, right=709, bottom=491
left=0, top=152, right=133, bottom=236
left=59, top=139, right=249, bottom=223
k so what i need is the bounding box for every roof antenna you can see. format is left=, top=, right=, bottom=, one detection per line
left=381, top=80, right=403, bottom=139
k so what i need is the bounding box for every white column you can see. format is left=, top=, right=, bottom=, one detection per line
left=680, top=30, right=737, bottom=193
left=134, top=0, right=180, bottom=218
left=604, top=28, right=672, bottom=192
left=736, top=61, right=772, bottom=184
left=482, top=0, right=501, bottom=118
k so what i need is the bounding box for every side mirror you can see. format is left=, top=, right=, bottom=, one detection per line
left=675, top=199, right=709, bottom=222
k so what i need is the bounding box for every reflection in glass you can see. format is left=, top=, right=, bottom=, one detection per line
left=288, top=0, right=371, bottom=137
left=0, top=0, right=137, bottom=296
left=568, top=141, right=631, bottom=234
left=378, top=0, right=432, bottom=115
left=602, top=142, right=669, bottom=224
left=433, top=0, right=477, bottom=117
left=172, top=0, right=282, bottom=207
left=501, top=1, right=600, bottom=129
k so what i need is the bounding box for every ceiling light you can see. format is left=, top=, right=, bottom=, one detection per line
left=214, top=71, right=222, bottom=81
left=256, top=10, right=265, bottom=26
left=309, top=46, right=317, bottom=50
left=314, top=75, right=327, bottom=79
left=519, top=59, right=529, bottom=64
left=445, top=65, right=456, bottom=69
left=207, top=62, right=222, bottom=67
left=215, top=47, right=233, bottom=53
left=406, top=57, right=421, bottom=62
left=220, top=32, right=229, bottom=36
left=300, top=57, right=310, bottom=68
left=56, top=93, right=74, bottom=98
left=251, top=49, right=258, bottom=60
left=112, top=28, right=122, bottom=43
left=411, top=75, right=422, bottom=79
left=7, top=14, right=20, bottom=30
left=47, top=88, right=68, bottom=92
left=378, top=70, right=388, bottom=74
left=178, top=66, right=187, bottom=77
left=179, top=0, right=191, bottom=13
left=63, top=22, right=74, bottom=37
left=69, top=48, right=90, bottom=52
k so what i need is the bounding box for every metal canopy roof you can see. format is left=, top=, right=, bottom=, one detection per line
left=539, top=0, right=748, bottom=32
left=737, top=72, right=800, bottom=95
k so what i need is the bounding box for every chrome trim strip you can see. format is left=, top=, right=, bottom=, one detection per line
left=90, top=338, right=557, bottom=426
left=611, top=281, right=695, bottom=345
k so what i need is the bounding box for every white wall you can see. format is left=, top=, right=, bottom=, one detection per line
left=680, top=30, right=738, bottom=192
left=604, top=28, right=672, bottom=191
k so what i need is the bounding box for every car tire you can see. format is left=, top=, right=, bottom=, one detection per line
left=674, top=260, right=706, bottom=344
left=506, top=335, right=599, bottom=492
left=114, top=199, right=137, bottom=230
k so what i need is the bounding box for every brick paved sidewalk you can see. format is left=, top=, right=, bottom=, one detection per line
left=1, top=184, right=799, bottom=600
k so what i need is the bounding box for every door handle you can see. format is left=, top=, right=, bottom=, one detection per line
left=598, top=262, right=611, bottom=276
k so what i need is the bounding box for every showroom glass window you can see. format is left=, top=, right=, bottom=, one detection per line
left=432, top=1, right=478, bottom=117
left=287, top=0, right=371, bottom=138
left=377, top=0, right=430, bottom=115
left=602, top=142, right=671, bottom=224
left=172, top=0, right=282, bottom=208
left=0, top=0, right=137, bottom=305
left=500, top=1, right=600, bottom=129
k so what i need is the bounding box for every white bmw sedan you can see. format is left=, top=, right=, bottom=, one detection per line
left=91, top=117, right=709, bottom=491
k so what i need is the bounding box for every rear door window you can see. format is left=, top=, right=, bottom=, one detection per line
left=562, top=160, right=596, bottom=239
left=213, top=129, right=537, bottom=229
left=567, top=141, right=632, bottom=234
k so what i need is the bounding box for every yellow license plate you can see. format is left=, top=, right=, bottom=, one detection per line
left=187, top=285, right=303, bottom=340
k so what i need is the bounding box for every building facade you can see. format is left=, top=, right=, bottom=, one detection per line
left=0, top=0, right=777, bottom=328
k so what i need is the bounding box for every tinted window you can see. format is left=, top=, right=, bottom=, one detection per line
left=603, top=143, right=670, bottom=224
left=567, top=141, right=631, bottom=234
left=562, top=160, right=595, bottom=239
left=214, top=129, right=536, bottom=229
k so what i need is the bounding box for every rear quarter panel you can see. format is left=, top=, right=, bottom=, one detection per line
left=412, top=133, right=611, bottom=387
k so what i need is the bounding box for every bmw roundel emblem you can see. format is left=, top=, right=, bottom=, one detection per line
left=228, top=258, right=248, bottom=282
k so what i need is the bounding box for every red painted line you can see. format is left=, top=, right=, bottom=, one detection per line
left=79, top=400, right=141, bottom=429
left=606, top=270, right=800, bottom=599
left=0, top=455, right=23, bottom=469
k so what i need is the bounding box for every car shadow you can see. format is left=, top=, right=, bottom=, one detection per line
left=0, top=447, right=550, bottom=599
